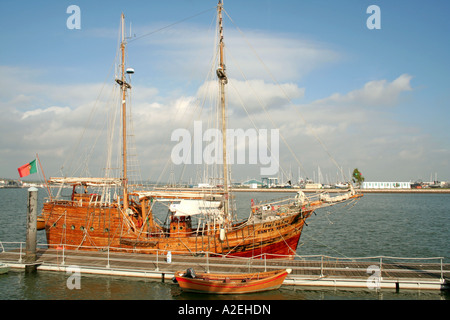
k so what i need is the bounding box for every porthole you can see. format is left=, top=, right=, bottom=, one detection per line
left=71, top=225, right=75, bottom=230
left=90, top=227, right=94, bottom=231
left=80, top=226, right=85, bottom=231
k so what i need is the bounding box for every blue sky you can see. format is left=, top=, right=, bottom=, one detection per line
left=0, top=0, right=449, bottom=183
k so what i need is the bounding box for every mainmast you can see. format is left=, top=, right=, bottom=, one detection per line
left=216, top=0, right=229, bottom=220
left=116, top=13, right=130, bottom=210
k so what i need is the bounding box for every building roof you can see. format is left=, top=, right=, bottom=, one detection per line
left=242, top=179, right=263, bottom=185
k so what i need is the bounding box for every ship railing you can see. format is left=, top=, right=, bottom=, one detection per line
left=43, top=196, right=117, bottom=208
left=0, top=241, right=446, bottom=283
left=132, top=219, right=254, bottom=238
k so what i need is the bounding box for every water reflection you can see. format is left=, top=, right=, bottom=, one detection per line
left=1, top=270, right=448, bottom=300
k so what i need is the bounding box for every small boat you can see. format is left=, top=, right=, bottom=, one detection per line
left=0, top=263, right=9, bottom=275
left=173, top=268, right=291, bottom=294
left=335, top=182, right=349, bottom=189
left=37, top=216, right=45, bottom=230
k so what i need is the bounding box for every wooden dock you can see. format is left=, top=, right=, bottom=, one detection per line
left=1, top=246, right=448, bottom=291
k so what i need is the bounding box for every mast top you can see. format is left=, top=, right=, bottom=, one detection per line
left=216, top=0, right=227, bottom=84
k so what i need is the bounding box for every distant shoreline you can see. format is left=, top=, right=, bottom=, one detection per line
left=237, top=188, right=450, bottom=193
left=156, top=187, right=450, bottom=194
left=348, top=188, right=450, bottom=194
left=2, top=185, right=449, bottom=194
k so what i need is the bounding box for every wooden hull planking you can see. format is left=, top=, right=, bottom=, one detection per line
left=41, top=200, right=308, bottom=258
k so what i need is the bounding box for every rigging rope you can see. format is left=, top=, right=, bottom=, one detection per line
left=298, top=197, right=362, bottom=259
left=59, top=20, right=122, bottom=181
left=223, top=8, right=349, bottom=182
left=128, top=7, right=216, bottom=43
left=226, top=48, right=306, bottom=180
left=152, top=18, right=218, bottom=187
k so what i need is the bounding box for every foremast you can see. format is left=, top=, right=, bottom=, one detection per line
left=216, top=0, right=230, bottom=224
left=116, top=13, right=130, bottom=211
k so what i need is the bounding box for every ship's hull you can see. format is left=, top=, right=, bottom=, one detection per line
left=42, top=200, right=308, bottom=259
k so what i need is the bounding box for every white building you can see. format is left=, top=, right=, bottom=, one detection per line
left=362, top=182, right=411, bottom=189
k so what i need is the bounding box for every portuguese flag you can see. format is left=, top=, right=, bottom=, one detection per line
left=18, top=159, right=37, bottom=178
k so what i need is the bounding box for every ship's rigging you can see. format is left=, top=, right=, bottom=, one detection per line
left=40, top=1, right=363, bottom=259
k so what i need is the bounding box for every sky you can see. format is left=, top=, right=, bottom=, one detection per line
left=0, top=0, right=449, bottom=184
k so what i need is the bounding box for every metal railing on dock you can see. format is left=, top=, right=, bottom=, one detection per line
left=1, top=241, right=448, bottom=291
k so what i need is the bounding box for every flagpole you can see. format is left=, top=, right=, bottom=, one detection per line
left=36, top=153, right=52, bottom=201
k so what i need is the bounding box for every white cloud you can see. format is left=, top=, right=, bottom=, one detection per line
left=284, top=74, right=414, bottom=140
left=0, top=63, right=444, bottom=182
left=129, top=23, right=340, bottom=86
left=314, top=74, right=413, bottom=108
left=273, top=74, right=445, bottom=181
left=223, top=29, right=340, bottom=82
left=21, top=106, right=71, bottom=120
left=196, top=78, right=305, bottom=118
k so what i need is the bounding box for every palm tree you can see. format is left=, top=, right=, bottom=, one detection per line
left=352, top=168, right=365, bottom=187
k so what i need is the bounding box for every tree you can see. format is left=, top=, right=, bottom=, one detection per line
left=352, top=168, right=365, bottom=187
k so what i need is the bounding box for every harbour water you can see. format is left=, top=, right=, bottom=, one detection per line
left=0, top=188, right=449, bottom=300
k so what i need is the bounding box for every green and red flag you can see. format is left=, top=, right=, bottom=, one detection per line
left=17, top=159, right=37, bottom=178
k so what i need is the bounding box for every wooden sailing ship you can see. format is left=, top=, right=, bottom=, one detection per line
left=173, top=268, right=291, bottom=294
left=41, top=1, right=362, bottom=259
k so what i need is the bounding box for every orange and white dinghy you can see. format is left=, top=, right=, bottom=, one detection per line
left=173, top=268, right=291, bottom=294
left=37, top=216, right=45, bottom=230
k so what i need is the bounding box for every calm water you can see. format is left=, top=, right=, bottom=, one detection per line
left=0, top=188, right=449, bottom=300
